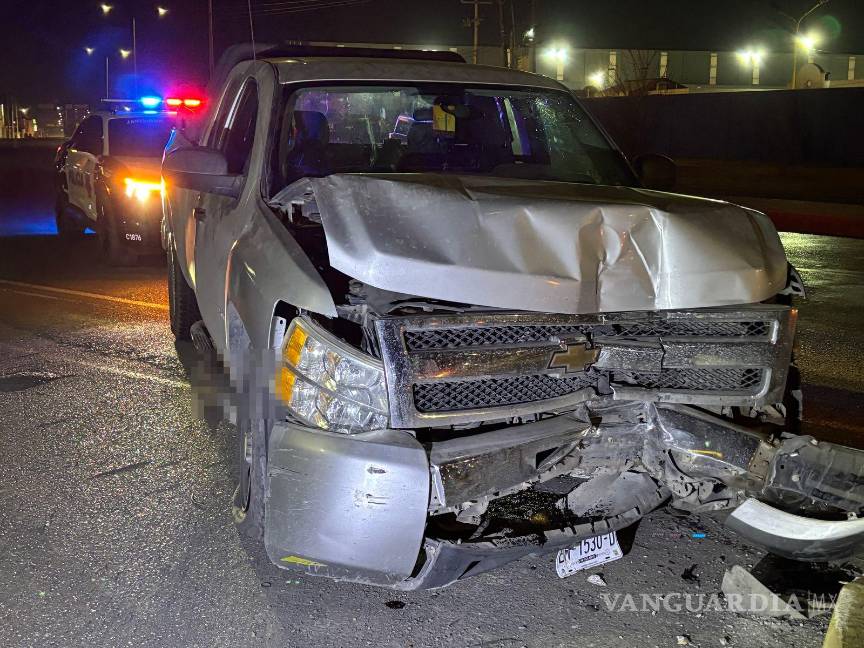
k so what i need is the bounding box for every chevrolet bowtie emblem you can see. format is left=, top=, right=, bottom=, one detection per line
left=548, top=342, right=600, bottom=374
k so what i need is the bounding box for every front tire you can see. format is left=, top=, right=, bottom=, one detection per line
left=167, top=242, right=201, bottom=341
left=97, top=200, right=136, bottom=266
left=232, top=418, right=268, bottom=542
left=55, top=180, right=84, bottom=238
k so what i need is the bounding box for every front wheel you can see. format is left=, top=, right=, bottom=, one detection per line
left=167, top=242, right=201, bottom=341
left=55, top=181, right=84, bottom=238
left=232, top=418, right=268, bottom=542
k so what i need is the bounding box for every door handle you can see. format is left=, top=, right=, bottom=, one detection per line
left=193, top=207, right=207, bottom=222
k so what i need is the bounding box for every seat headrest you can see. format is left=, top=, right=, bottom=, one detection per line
left=292, top=110, right=330, bottom=145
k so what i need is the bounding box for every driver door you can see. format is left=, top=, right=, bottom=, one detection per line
left=66, top=116, right=104, bottom=223
left=192, top=77, right=261, bottom=350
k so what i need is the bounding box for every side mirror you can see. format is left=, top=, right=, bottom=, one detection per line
left=633, top=154, right=677, bottom=192
left=162, top=146, right=242, bottom=198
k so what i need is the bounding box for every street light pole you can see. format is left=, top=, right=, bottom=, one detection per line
left=105, top=56, right=110, bottom=97
left=132, top=16, right=138, bottom=94
left=781, top=0, right=830, bottom=89
left=208, top=0, right=215, bottom=77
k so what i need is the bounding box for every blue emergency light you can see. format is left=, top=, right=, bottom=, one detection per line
left=139, top=96, right=162, bottom=108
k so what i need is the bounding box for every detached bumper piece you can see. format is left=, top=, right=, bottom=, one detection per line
left=726, top=499, right=864, bottom=562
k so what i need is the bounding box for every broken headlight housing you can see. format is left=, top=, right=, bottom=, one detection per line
left=276, top=317, right=389, bottom=434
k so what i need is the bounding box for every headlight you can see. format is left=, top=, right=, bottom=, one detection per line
left=123, top=177, right=163, bottom=202
left=276, top=317, right=389, bottom=434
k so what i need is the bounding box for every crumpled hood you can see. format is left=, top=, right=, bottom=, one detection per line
left=294, top=173, right=788, bottom=314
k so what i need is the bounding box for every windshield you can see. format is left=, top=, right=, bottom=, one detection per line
left=107, top=117, right=173, bottom=157
left=274, top=84, right=634, bottom=189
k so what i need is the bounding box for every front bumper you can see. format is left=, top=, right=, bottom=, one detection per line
left=116, top=200, right=163, bottom=253
left=264, top=408, right=864, bottom=589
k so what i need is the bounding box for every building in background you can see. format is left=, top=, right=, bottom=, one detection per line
left=309, top=40, right=861, bottom=95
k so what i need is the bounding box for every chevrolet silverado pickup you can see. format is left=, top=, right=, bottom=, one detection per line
left=160, top=44, right=864, bottom=590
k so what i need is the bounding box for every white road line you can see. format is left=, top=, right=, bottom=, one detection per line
left=0, top=279, right=168, bottom=311
left=3, top=289, right=60, bottom=301
left=75, top=360, right=190, bottom=389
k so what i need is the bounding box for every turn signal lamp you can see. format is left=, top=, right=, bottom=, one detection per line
left=124, top=177, right=164, bottom=202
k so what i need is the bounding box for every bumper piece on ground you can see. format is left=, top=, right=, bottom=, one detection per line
left=725, top=498, right=864, bottom=561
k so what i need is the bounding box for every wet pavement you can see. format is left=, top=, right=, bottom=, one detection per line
left=0, top=141, right=861, bottom=647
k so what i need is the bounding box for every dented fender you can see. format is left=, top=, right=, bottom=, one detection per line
left=226, top=202, right=336, bottom=351
left=264, top=422, right=429, bottom=585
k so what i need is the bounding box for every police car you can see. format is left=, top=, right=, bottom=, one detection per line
left=55, top=101, right=178, bottom=264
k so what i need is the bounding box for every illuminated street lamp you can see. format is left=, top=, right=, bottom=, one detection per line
left=588, top=70, right=606, bottom=89
left=84, top=46, right=95, bottom=55
left=119, top=48, right=132, bottom=59
left=543, top=45, right=568, bottom=81
left=100, top=3, right=113, bottom=14
left=737, top=48, right=766, bottom=85
left=795, top=33, right=819, bottom=53
left=157, top=6, right=168, bottom=17
left=19, top=107, right=30, bottom=116
left=524, top=27, right=535, bottom=42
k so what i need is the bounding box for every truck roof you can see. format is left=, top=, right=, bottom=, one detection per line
left=268, top=56, right=563, bottom=90
left=209, top=43, right=564, bottom=95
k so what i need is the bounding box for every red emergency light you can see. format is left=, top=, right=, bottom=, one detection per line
left=165, top=97, right=203, bottom=110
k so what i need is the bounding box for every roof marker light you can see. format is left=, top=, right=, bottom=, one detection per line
left=140, top=96, right=162, bottom=108
left=165, top=98, right=183, bottom=107
left=183, top=98, right=202, bottom=108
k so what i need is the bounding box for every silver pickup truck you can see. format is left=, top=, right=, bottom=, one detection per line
left=161, top=45, right=864, bottom=589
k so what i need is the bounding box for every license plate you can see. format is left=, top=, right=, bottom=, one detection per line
left=555, top=530, right=623, bottom=578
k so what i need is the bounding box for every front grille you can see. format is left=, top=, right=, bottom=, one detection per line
left=404, top=319, right=770, bottom=351
left=612, top=368, right=763, bottom=392
left=413, top=374, right=595, bottom=412
left=375, top=307, right=793, bottom=427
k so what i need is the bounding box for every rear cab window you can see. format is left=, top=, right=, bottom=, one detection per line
left=107, top=117, right=174, bottom=158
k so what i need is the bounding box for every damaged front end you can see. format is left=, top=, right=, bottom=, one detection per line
left=262, top=303, right=864, bottom=589
left=255, top=174, right=863, bottom=589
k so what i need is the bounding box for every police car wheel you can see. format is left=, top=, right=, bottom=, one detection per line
left=55, top=184, right=83, bottom=238
left=98, top=201, right=136, bottom=266
left=167, top=243, right=201, bottom=341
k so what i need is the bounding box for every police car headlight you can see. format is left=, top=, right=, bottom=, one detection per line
left=276, top=317, right=389, bottom=434
left=124, top=177, right=164, bottom=203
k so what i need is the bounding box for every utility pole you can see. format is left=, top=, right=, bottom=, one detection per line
left=461, top=0, right=492, bottom=64
left=530, top=0, right=537, bottom=72
left=208, top=0, right=215, bottom=77
left=132, top=17, right=138, bottom=94
left=497, top=0, right=507, bottom=67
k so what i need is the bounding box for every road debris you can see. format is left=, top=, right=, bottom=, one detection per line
left=586, top=574, right=607, bottom=587
left=721, top=565, right=806, bottom=620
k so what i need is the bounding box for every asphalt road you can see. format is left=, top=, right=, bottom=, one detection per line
left=0, top=141, right=861, bottom=648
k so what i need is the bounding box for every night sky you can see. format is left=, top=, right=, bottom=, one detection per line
left=2, top=0, right=863, bottom=104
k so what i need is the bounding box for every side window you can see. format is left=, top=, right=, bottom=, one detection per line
left=73, top=117, right=104, bottom=155
left=220, top=81, right=259, bottom=175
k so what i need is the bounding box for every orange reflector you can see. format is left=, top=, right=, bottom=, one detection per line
left=277, top=367, right=296, bottom=404
left=285, top=327, right=307, bottom=366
